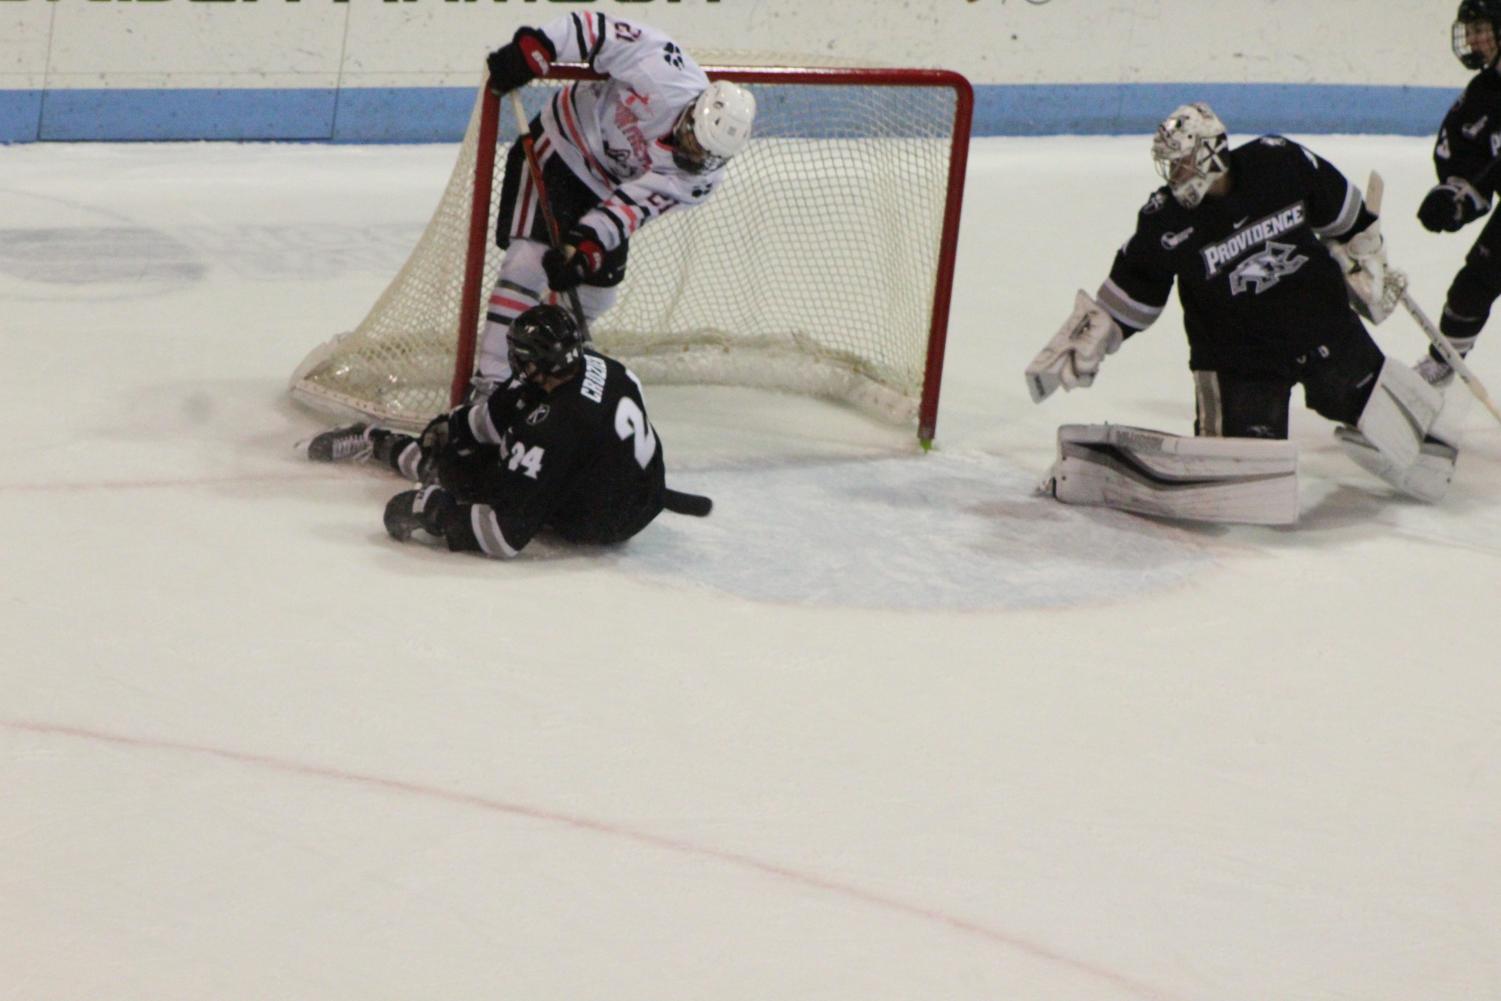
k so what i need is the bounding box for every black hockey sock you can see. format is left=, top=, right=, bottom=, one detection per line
left=440, top=503, right=483, bottom=553
left=370, top=430, right=421, bottom=478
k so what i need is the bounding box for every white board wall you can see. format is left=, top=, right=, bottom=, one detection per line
left=0, top=0, right=1471, bottom=141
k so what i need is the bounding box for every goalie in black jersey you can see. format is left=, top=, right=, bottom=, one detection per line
left=1025, top=102, right=1460, bottom=518
left=1414, top=0, right=1501, bottom=385
left=307, top=304, right=709, bottom=558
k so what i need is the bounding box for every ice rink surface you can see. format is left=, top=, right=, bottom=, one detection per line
left=3, top=134, right=1499, bottom=1000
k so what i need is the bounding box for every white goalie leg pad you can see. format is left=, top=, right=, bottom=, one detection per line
left=1347, top=357, right=1444, bottom=472
left=1334, top=427, right=1457, bottom=503
left=1335, top=372, right=1465, bottom=503
left=1428, top=377, right=1472, bottom=446
left=1045, top=424, right=1299, bottom=525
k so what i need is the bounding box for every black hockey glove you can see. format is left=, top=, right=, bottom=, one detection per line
left=1417, top=178, right=1490, bottom=233
left=418, top=412, right=452, bottom=457
left=418, top=409, right=493, bottom=495
left=413, top=412, right=461, bottom=483
left=542, top=225, right=606, bottom=292
left=384, top=485, right=458, bottom=542
left=487, top=27, right=554, bottom=96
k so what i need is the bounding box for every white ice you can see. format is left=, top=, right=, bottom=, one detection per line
left=2, top=135, right=1499, bottom=1001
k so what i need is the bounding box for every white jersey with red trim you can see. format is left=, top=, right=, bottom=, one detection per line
left=534, top=12, right=726, bottom=253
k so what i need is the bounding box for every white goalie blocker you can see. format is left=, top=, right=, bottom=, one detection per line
left=1044, top=424, right=1300, bottom=525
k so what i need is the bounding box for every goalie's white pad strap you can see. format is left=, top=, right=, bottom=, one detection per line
left=1335, top=427, right=1457, bottom=503
left=1355, top=358, right=1443, bottom=470
left=1046, top=423, right=1299, bottom=525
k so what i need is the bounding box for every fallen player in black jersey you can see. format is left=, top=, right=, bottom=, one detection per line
left=305, top=304, right=710, bottom=557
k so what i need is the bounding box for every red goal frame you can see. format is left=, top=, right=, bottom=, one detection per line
left=453, top=66, right=973, bottom=446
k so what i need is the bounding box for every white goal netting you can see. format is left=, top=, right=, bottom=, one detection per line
left=290, top=67, right=972, bottom=441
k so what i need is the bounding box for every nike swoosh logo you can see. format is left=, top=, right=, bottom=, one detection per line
left=1233, top=216, right=1250, bottom=228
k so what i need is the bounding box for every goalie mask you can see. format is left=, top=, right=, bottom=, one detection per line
left=507, top=304, right=583, bottom=382
left=1151, top=102, right=1229, bottom=209
left=1454, top=0, right=1501, bottom=70
left=671, top=81, right=756, bottom=174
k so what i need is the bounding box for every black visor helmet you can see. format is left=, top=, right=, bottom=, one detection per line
left=1455, top=0, right=1501, bottom=69
left=507, top=304, right=583, bottom=381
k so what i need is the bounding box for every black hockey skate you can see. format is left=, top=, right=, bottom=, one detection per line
left=304, top=423, right=374, bottom=462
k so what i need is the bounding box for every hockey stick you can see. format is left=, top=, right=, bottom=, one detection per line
left=1397, top=292, right=1501, bottom=426
left=663, top=488, right=713, bottom=518
left=1366, top=170, right=1501, bottom=426
left=508, top=90, right=593, bottom=342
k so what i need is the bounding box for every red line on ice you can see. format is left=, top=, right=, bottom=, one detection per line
left=2, top=718, right=1180, bottom=1001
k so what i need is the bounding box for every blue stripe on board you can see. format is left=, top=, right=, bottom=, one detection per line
left=331, top=87, right=478, bottom=143
left=0, top=82, right=1464, bottom=144
left=0, top=91, right=43, bottom=143
left=978, top=83, right=1458, bottom=137
left=37, top=88, right=336, bottom=142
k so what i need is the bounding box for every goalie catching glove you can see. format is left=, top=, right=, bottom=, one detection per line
left=542, top=225, right=606, bottom=292
left=1327, top=219, right=1406, bottom=325
left=1025, top=290, right=1123, bottom=403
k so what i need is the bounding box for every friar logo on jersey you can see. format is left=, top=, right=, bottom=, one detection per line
left=1161, top=226, right=1194, bottom=250
left=1201, top=202, right=1306, bottom=275
left=1227, top=241, right=1308, bottom=295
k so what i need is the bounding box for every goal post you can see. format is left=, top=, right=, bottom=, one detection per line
left=291, top=65, right=973, bottom=445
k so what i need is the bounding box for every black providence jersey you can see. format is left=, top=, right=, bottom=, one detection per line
left=1097, top=136, right=1374, bottom=372
left=1433, top=69, right=1501, bottom=193
left=458, top=349, right=666, bottom=555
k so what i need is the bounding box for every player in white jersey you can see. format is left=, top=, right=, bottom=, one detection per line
left=478, top=13, right=756, bottom=381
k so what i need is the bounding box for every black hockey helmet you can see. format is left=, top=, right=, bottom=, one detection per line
left=507, top=304, right=584, bottom=381
left=1455, top=0, right=1501, bottom=69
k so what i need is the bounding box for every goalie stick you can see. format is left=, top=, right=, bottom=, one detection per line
left=663, top=488, right=713, bottom=517
left=1366, top=170, right=1501, bottom=427
left=509, top=90, right=593, bottom=342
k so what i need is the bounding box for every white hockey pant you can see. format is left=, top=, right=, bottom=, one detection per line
left=475, top=239, right=619, bottom=381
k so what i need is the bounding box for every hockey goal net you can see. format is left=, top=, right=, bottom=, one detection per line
left=290, top=66, right=973, bottom=444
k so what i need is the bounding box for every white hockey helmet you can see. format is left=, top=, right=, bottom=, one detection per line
left=1151, top=102, right=1229, bottom=208
left=672, top=81, right=756, bottom=173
